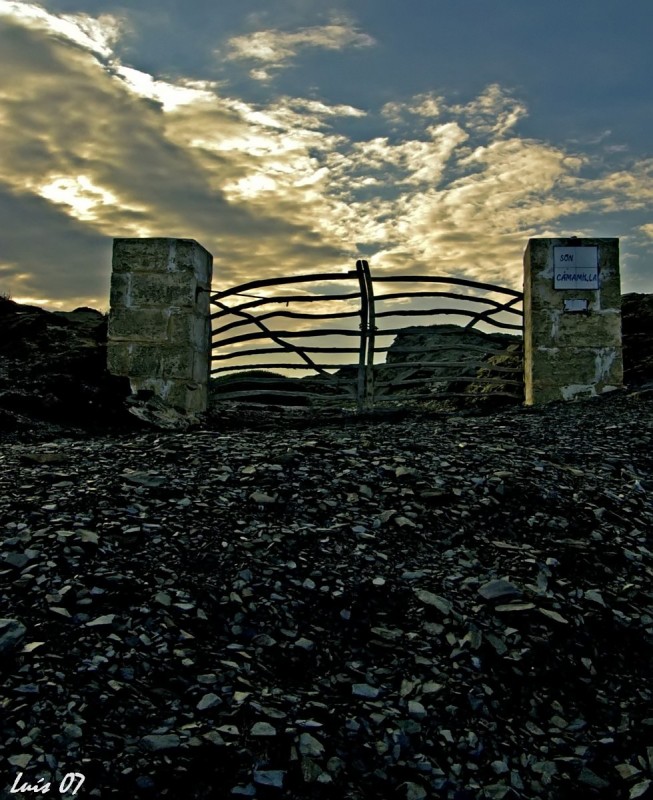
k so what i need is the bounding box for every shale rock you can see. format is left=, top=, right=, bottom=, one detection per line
left=1, top=390, right=653, bottom=798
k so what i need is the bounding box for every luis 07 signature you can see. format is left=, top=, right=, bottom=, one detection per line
left=9, top=772, right=85, bottom=795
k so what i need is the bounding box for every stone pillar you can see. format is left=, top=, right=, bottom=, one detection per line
left=523, top=237, right=623, bottom=405
left=107, top=238, right=213, bottom=413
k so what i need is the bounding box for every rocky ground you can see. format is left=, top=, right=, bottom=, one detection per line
left=2, top=295, right=653, bottom=798
left=2, top=390, right=653, bottom=799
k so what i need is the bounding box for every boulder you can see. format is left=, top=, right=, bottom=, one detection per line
left=0, top=297, right=133, bottom=437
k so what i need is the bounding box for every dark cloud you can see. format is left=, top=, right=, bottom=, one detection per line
left=0, top=184, right=110, bottom=303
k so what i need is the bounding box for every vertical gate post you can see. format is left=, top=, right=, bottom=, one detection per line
left=355, top=259, right=369, bottom=413
left=107, top=238, right=213, bottom=413
left=361, top=260, right=376, bottom=412
left=355, top=259, right=375, bottom=412
left=523, top=237, right=623, bottom=405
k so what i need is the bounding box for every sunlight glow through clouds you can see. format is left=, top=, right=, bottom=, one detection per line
left=39, top=175, right=117, bottom=221
left=0, top=0, right=122, bottom=57
left=0, top=1, right=652, bottom=307
left=113, top=66, right=219, bottom=111
left=224, top=174, right=278, bottom=199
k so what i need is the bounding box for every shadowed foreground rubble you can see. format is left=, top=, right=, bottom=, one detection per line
left=1, top=391, right=653, bottom=799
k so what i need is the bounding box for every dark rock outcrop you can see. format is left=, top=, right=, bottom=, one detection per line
left=622, top=293, right=653, bottom=388
left=378, top=324, right=523, bottom=407
left=0, top=297, right=132, bottom=438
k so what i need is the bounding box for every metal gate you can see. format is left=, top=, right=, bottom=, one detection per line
left=209, top=261, right=523, bottom=411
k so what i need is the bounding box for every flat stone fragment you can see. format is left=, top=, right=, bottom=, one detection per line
left=615, top=764, right=641, bottom=780
left=231, top=785, right=256, bottom=797
left=403, top=782, right=427, bottom=799
left=301, top=757, right=323, bottom=783
left=250, top=722, right=276, bottom=737
left=578, top=767, right=610, bottom=789
left=85, top=614, right=116, bottom=627
left=414, top=590, right=452, bottom=615
left=539, top=608, right=569, bottom=624
left=395, top=516, right=417, bottom=528
left=585, top=589, right=606, bottom=606
left=197, top=693, right=221, bottom=711
left=478, top=579, right=522, bottom=601
left=202, top=731, right=225, bottom=746
left=8, top=754, right=32, bottom=768
left=121, top=471, right=168, bottom=487
left=253, top=770, right=285, bottom=788
left=20, top=452, right=69, bottom=464
left=371, top=626, right=402, bottom=641
left=249, top=491, right=277, bottom=504
left=140, top=734, right=181, bottom=752
left=217, top=725, right=240, bottom=736
left=0, top=618, right=26, bottom=654
left=630, top=780, right=652, bottom=798
left=64, top=723, right=83, bottom=739
left=495, top=603, right=535, bottom=612
left=352, top=683, right=379, bottom=698
left=4, top=553, right=29, bottom=568
left=408, top=700, right=427, bottom=720
left=299, top=732, right=325, bottom=756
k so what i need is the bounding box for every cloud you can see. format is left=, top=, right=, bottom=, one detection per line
left=585, top=159, right=653, bottom=211
left=0, top=14, right=347, bottom=303
left=0, top=184, right=112, bottom=308
left=0, top=4, right=651, bottom=311
left=223, top=18, right=376, bottom=79
left=0, top=0, right=123, bottom=57
left=111, top=66, right=221, bottom=111
left=381, top=85, right=526, bottom=138
left=382, top=92, right=444, bottom=123
left=449, top=83, right=528, bottom=137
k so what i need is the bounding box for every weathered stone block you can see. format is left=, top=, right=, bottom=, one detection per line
left=531, top=347, right=621, bottom=385
left=555, top=310, right=621, bottom=348
left=112, top=238, right=213, bottom=277
left=106, top=341, right=131, bottom=375
left=127, top=346, right=163, bottom=379
left=161, top=380, right=207, bottom=413
left=166, top=311, right=209, bottom=349
left=192, top=350, right=210, bottom=383
left=109, top=272, right=132, bottom=310
left=160, top=347, right=195, bottom=380
left=108, top=308, right=171, bottom=343
left=129, top=274, right=196, bottom=308
left=107, top=343, right=162, bottom=378
left=196, top=288, right=211, bottom=316
left=112, top=239, right=175, bottom=274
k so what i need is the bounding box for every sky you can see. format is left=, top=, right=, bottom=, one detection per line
left=1, top=0, right=653, bottom=312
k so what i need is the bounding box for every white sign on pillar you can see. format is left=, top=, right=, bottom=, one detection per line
left=553, top=246, right=599, bottom=290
